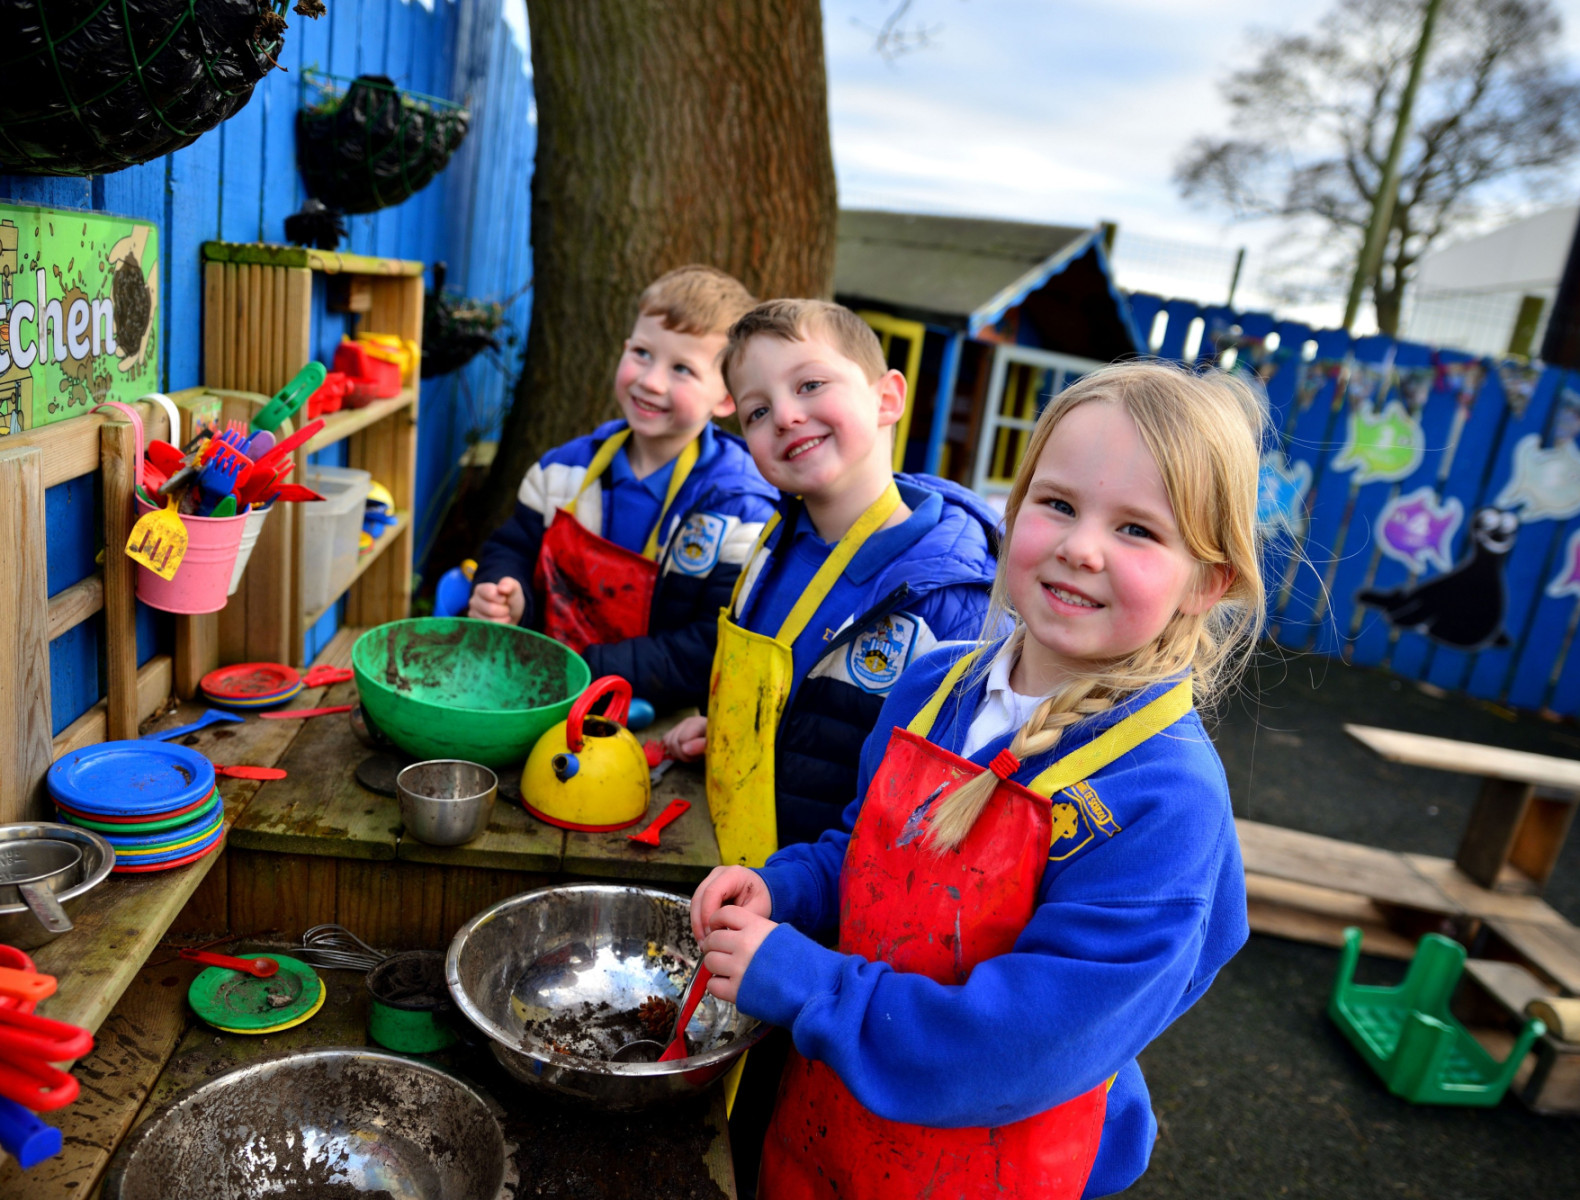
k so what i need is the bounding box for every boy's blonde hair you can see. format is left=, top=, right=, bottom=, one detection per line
left=721, top=299, right=888, bottom=394
left=638, top=265, right=757, bottom=338
left=929, top=360, right=1268, bottom=850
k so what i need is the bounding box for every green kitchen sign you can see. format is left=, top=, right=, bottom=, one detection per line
left=0, top=203, right=160, bottom=436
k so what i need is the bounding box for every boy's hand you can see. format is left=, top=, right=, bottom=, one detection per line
left=690, top=865, right=772, bottom=945
left=469, top=577, right=525, bottom=624
left=663, top=715, right=708, bottom=762
left=702, top=905, right=777, bottom=1005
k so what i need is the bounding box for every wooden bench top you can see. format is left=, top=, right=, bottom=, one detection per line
left=1344, top=724, right=1580, bottom=793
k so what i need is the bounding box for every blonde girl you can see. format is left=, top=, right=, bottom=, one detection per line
left=691, top=361, right=1267, bottom=1200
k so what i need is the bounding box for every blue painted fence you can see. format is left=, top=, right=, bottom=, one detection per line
left=1130, top=292, right=1580, bottom=717
left=3, top=0, right=535, bottom=732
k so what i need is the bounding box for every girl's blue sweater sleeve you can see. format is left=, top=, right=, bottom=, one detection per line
left=739, top=661, right=1248, bottom=1133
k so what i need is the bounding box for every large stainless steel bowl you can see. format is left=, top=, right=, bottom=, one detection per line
left=101, top=1048, right=517, bottom=1200
left=447, top=884, right=767, bottom=1111
left=0, top=823, right=115, bottom=950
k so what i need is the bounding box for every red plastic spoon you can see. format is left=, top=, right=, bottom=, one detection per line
left=659, top=964, right=713, bottom=1062
left=627, top=799, right=690, bottom=847
left=179, top=948, right=278, bottom=978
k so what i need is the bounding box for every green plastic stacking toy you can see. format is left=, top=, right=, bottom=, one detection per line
left=1328, top=927, right=1546, bottom=1106
left=351, top=618, right=590, bottom=766
left=188, top=954, right=325, bottom=1035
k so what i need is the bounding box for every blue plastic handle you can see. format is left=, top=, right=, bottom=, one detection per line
left=0, top=1096, right=61, bottom=1169
left=627, top=698, right=655, bottom=731
left=141, top=709, right=246, bottom=741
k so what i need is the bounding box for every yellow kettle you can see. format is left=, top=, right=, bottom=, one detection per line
left=522, top=675, right=651, bottom=830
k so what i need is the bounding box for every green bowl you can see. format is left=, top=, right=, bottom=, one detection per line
left=352, top=618, right=590, bottom=767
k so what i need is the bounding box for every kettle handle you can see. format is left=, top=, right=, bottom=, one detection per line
left=566, top=675, right=633, bottom=752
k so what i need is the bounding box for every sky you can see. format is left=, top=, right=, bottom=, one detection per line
left=821, top=0, right=1580, bottom=324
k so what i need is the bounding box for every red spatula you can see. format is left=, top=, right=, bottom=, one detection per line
left=658, top=964, right=713, bottom=1061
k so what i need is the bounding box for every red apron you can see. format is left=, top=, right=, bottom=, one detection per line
left=759, top=653, right=1193, bottom=1200
left=534, top=430, right=698, bottom=654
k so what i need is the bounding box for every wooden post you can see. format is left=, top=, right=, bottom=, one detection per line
left=0, top=447, right=53, bottom=823
left=1456, top=777, right=1536, bottom=890
left=100, top=419, right=140, bottom=740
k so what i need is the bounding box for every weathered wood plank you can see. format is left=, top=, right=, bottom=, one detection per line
left=227, top=849, right=339, bottom=937
left=47, top=572, right=104, bottom=641
left=200, top=241, right=425, bottom=276
left=1403, top=853, right=1570, bottom=925
left=1245, top=872, right=1418, bottom=960
left=0, top=963, right=199, bottom=1198
left=1482, top=917, right=1580, bottom=996
left=1236, top=818, right=1456, bottom=914
left=1346, top=723, right=1580, bottom=792
left=336, top=859, right=450, bottom=951
left=0, top=446, right=52, bottom=825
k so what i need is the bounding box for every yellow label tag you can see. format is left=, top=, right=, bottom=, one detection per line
left=125, top=499, right=189, bottom=581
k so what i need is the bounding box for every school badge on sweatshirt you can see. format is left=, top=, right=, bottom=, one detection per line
left=847, top=613, right=918, bottom=692
left=668, top=512, right=726, bottom=576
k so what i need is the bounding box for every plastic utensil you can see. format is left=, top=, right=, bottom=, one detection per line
left=241, top=429, right=275, bottom=458
left=627, top=799, right=690, bottom=846
left=251, top=417, right=327, bottom=471
left=258, top=705, right=354, bottom=720
left=212, top=765, right=288, bottom=781
left=0, top=1006, right=94, bottom=1062
left=659, top=963, right=713, bottom=1061
left=178, top=948, right=279, bottom=978
left=197, top=438, right=249, bottom=499
left=0, top=1094, right=62, bottom=1168
left=268, top=483, right=326, bottom=503
left=0, top=1055, right=79, bottom=1113
left=145, top=439, right=189, bottom=475
left=124, top=497, right=188, bottom=580
left=250, top=362, right=328, bottom=433
left=0, top=967, right=53, bottom=1006
left=207, top=495, right=238, bottom=518
left=187, top=954, right=322, bottom=1033
left=302, top=665, right=354, bottom=687
left=141, top=709, right=246, bottom=741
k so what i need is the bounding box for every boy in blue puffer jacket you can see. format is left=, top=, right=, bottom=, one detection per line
left=469, top=265, right=777, bottom=713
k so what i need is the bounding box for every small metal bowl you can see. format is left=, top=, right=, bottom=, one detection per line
left=447, top=883, right=766, bottom=1111
left=397, top=759, right=497, bottom=846
left=101, top=1048, right=516, bottom=1200
left=0, top=823, right=115, bottom=950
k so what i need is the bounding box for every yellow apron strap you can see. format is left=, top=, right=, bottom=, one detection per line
left=727, top=512, right=781, bottom=615
left=773, top=483, right=902, bottom=645
left=641, top=436, right=702, bottom=560
left=1027, top=679, right=1193, bottom=797
left=905, top=649, right=982, bottom=738
left=563, top=428, right=631, bottom=522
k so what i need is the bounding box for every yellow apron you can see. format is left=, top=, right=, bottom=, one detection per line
left=706, top=484, right=903, bottom=868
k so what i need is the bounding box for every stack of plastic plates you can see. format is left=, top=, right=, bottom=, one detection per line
left=188, top=954, right=325, bottom=1034
left=46, top=742, right=224, bottom=874
left=200, top=662, right=304, bottom=710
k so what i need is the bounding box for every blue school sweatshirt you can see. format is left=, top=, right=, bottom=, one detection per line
left=741, top=643, right=1250, bottom=1198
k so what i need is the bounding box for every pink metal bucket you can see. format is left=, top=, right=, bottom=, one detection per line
left=133, top=495, right=250, bottom=614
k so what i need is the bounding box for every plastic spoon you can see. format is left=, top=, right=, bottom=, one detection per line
left=141, top=709, right=245, bottom=741
left=211, top=765, right=288, bottom=781
left=0, top=967, right=54, bottom=1006
left=658, top=963, right=713, bottom=1062
left=627, top=799, right=690, bottom=846
left=178, top=948, right=279, bottom=978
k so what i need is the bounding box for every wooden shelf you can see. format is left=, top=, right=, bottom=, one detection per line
left=302, top=387, right=417, bottom=454
left=301, top=512, right=410, bottom=628
left=201, top=240, right=426, bottom=277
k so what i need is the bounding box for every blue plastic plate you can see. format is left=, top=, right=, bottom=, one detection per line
left=47, top=740, right=215, bottom=817
left=92, top=804, right=225, bottom=851
left=106, top=823, right=225, bottom=865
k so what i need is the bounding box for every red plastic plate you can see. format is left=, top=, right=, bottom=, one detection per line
left=200, top=662, right=301, bottom=700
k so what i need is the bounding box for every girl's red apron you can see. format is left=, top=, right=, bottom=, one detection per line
left=534, top=428, right=699, bottom=653
left=759, top=652, right=1192, bottom=1200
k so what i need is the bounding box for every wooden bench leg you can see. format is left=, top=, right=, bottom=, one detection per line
left=1509, top=792, right=1579, bottom=892
left=1457, top=778, right=1541, bottom=890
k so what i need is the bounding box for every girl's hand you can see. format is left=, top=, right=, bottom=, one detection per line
left=689, top=865, right=772, bottom=945
left=662, top=715, right=708, bottom=762
left=702, top=905, right=777, bottom=1005
left=469, top=577, right=525, bottom=624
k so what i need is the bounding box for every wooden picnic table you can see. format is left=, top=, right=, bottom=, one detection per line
left=1345, top=723, right=1580, bottom=893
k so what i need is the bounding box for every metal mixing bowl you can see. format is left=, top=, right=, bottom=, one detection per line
left=0, top=823, right=115, bottom=950
left=101, top=1048, right=517, bottom=1200
left=398, top=759, right=497, bottom=846
left=447, top=884, right=767, bottom=1111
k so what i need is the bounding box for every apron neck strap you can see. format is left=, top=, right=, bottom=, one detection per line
left=773, top=482, right=902, bottom=645
left=728, top=511, right=782, bottom=615
left=906, top=648, right=982, bottom=738
left=568, top=427, right=702, bottom=562
left=1026, top=679, right=1193, bottom=797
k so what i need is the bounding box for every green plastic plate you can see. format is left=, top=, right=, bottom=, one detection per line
left=187, top=954, right=322, bottom=1032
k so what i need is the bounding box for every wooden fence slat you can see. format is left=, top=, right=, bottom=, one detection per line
left=0, top=447, right=53, bottom=824
left=100, top=419, right=139, bottom=741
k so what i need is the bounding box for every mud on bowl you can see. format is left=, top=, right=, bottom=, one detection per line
left=447, top=884, right=767, bottom=1112
left=352, top=618, right=591, bottom=767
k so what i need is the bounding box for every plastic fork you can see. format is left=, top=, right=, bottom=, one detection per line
left=198, top=438, right=250, bottom=499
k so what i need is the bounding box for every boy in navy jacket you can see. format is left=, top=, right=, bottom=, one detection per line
left=469, top=265, right=777, bottom=712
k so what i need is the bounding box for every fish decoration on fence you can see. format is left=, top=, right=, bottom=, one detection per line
left=1494, top=434, right=1580, bottom=523
left=1257, top=451, right=1312, bottom=540
left=1546, top=529, right=1580, bottom=601
left=1357, top=508, right=1517, bottom=650
left=1497, top=362, right=1544, bottom=420
left=1375, top=487, right=1464, bottom=574
left=1330, top=399, right=1426, bottom=484
left=1436, top=360, right=1487, bottom=408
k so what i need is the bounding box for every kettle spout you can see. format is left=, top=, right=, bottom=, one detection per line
left=552, top=752, right=580, bottom=783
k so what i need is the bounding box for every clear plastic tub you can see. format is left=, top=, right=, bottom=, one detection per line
left=299, top=464, right=372, bottom=616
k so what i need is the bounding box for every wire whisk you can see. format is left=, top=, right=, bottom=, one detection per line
left=294, top=924, right=389, bottom=972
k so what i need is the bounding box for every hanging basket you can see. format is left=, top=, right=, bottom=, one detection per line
left=0, top=1, right=317, bottom=176
left=296, top=72, right=469, bottom=215
left=422, top=267, right=509, bottom=379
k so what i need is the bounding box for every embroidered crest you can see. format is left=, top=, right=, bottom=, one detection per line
left=1047, top=799, right=1093, bottom=861
left=668, top=512, right=726, bottom=576
left=1066, top=780, right=1120, bottom=837
left=846, top=613, right=919, bottom=693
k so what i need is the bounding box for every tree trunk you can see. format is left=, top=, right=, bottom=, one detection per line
left=480, top=0, right=838, bottom=532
